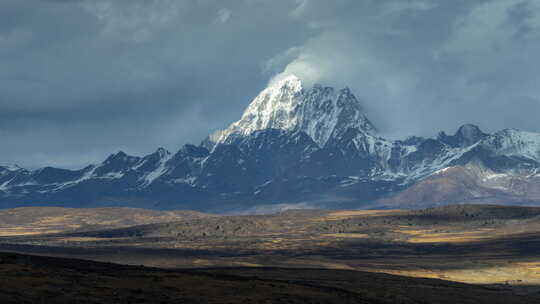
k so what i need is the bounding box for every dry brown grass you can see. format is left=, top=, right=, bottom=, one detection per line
left=321, top=233, right=369, bottom=238
left=396, top=228, right=495, bottom=243
left=382, top=261, right=540, bottom=285
left=318, top=209, right=403, bottom=221
left=0, top=228, right=64, bottom=236
left=0, top=207, right=212, bottom=236
left=55, top=237, right=126, bottom=242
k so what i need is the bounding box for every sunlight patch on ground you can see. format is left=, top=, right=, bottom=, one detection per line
left=319, top=210, right=403, bottom=221
left=55, top=237, right=126, bottom=242
left=397, top=228, right=495, bottom=243
left=321, top=233, right=369, bottom=238
left=0, top=228, right=64, bottom=236
left=382, top=261, right=540, bottom=285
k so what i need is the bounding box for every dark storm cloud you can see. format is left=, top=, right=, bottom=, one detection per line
left=0, top=0, right=314, bottom=168
left=1, top=0, right=540, bottom=168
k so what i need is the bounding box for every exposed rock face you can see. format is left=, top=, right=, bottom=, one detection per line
left=1, top=75, right=540, bottom=212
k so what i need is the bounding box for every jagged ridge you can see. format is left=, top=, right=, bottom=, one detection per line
left=1, top=75, right=540, bottom=211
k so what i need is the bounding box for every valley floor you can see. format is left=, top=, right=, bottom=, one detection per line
left=2, top=204, right=540, bottom=302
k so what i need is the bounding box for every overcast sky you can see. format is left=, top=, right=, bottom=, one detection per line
left=2, top=0, right=540, bottom=169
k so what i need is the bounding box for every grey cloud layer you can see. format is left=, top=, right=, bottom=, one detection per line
left=0, top=0, right=312, bottom=168
left=1, top=0, right=539, bottom=168
left=274, top=0, right=540, bottom=137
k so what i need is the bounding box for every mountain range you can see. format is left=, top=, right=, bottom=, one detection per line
left=2, top=75, right=540, bottom=212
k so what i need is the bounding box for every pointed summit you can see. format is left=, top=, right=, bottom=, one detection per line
left=436, top=124, right=487, bottom=148
left=155, top=147, right=171, bottom=158
left=268, top=74, right=303, bottom=92
left=104, top=151, right=129, bottom=163
left=454, top=124, right=487, bottom=147
left=212, top=75, right=376, bottom=148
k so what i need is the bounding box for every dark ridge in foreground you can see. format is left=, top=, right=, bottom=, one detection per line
left=0, top=252, right=539, bottom=304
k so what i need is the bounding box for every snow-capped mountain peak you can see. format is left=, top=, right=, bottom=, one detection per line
left=3, top=76, right=540, bottom=212
left=212, top=74, right=376, bottom=148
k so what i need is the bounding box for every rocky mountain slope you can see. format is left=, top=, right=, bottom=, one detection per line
left=1, top=75, right=540, bottom=212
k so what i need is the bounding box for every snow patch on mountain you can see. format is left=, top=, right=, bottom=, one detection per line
left=102, top=171, right=125, bottom=179
left=0, top=180, right=12, bottom=191
left=139, top=149, right=173, bottom=186
left=432, top=167, right=453, bottom=175
left=1, top=165, right=22, bottom=172
left=482, top=129, right=540, bottom=162
left=52, top=165, right=99, bottom=191
left=173, top=176, right=196, bottom=186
